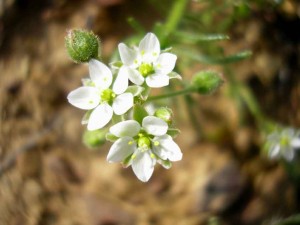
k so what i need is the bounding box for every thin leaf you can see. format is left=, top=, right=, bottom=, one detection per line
left=127, top=17, right=145, bottom=34
left=175, top=31, right=230, bottom=42
left=179, top=49, right=252, bottom=65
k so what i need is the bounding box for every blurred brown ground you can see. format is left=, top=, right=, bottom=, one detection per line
left=0, top=0, right=300, bottom=225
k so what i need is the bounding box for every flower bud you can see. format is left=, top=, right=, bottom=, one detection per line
left=191, top=71, right=223, bottom=95
left=65, top=29, right=100, bottom=63
left=154, top=107, right=173, bottom=125
left=83, top=129, right=106, bottom=149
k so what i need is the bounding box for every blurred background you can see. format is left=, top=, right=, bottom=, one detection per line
left=0, top=0, right=300, bottom=224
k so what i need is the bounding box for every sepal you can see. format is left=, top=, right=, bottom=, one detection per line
left=83, top=129, right=106, bottom=148
left=167, top=128, right=181, bottom=138
left=133, top=104, right=149, bottom=125
left=106, top=133, right=119, bottom=142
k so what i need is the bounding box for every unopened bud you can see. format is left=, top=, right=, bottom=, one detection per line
left=65, top=29, right=100, bottom=63
left=154, top=107, right=173, bottom=125
left=191, top=71, right=223, bottom=95
left=83, top=129, right=106, bottom=149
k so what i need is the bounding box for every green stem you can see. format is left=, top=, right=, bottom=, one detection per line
left=147, top=88, right=194, bottom=101
left=160, top=0, right=188, bottom=46
left=184, top=94, right=202, bottom=140
left=224, top=66, right=274, bottom=132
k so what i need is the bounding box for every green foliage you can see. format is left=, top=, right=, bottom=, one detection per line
left=270, top=215, right=300, bottom=225
left=174, top=31, right=229, bottom=43
left=179, top=49, right=252, bottom=65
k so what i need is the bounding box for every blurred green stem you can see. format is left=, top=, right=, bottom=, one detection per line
left=161, top=0, right=188, bottom=45
left=224, top=66, right=275, bottom=133
left=147, top=88, right=193, bottom=101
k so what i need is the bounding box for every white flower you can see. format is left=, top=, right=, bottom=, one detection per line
left=266, top=128, right=300, bottom=161
left=106, top=116, right=182, bottom=182
left=113, top=33, right=178, bottom=93
left=67, top=59, right=134, bottom=131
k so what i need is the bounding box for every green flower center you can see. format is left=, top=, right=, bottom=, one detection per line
left=280, top=136, right=290, bottom=147
left=101, top=89, right=116, bottom=105
left=137, top=136, right=151, bottom=151
left=139, top=63, right=154, bottom=77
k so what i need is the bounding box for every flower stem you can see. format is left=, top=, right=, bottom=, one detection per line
left=147, top=88, right=194, bottom=101
left=160, top=0, right=188, bottom=46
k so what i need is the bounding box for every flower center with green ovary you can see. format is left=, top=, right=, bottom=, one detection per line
left=280, top=136, right=290, bottom=147
left=137, top=136, right=151, bottom=152
left=101, top=89, right=116, bottom=104
left=139, top=63, right=154, bottom=77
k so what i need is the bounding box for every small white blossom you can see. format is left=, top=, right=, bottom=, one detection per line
left=114, top=33, right=179, bottom=93
left=266, top=128, right=300, bottom=161
left=106, top=116, right=182, bottom=182
left=67, top=59, right=134, bottom=130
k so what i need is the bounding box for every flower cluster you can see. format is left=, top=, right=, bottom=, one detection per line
left=266, top=128, right=300, bottom=161
left=67, top=32, right=182, bottom=182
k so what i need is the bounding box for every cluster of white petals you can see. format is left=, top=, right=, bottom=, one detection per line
left=107, top=116, right=182, bottom=182
left=114, top=33, right=178, bottom=93
left=67, top=59, right=133, bottom=130
left=67, top=32, right=182, bottom=182
left=267, top=128, right=300, bottom=161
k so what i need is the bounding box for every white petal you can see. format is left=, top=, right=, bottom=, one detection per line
left=107, top=137, right=136, bottom=162
left=291, top=138, right=300, bottom=148
left=267, top=132, right=280, bottom=142
left=269, top=144, right=280, bottom=158
left=132, top=151, right=156, bottom=182
left=87, top=103, right=113, bottom=130
left=109, top=120, right=141, bottom=138
left=142, top=116, right=168, bottom=136
left=154, top=53, right=177, bottom=74
left=113, top=66, right=129, bottom=94
left=89, top=59, right=112, bottom=89
left=112, top=93, right=133, bottom=115
left=139, top=33, right=160, bottom=62
left=282, top=128, right=295, bottom=137
left=118, top=43, right=138, bottom=66
left=284, top=147, right=295, bottom=161
left=67, top=86, right=100, bottom=110
left=153, top=135, right=182, bottom=161
left=145, top=74, right=169, bottom=88
left=129, top=69, right=144, bottom=85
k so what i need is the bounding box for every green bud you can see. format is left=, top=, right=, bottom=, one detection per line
left=154, top=107, right=173, bottom=125
left=83, top=129, right=106, bottom=149
left=65, top=29, right=100, bottom=63
left=191, top=71, right=223, bottom=95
